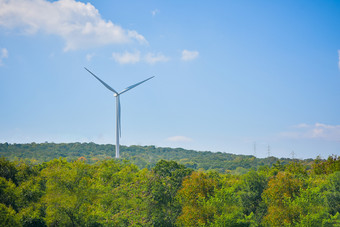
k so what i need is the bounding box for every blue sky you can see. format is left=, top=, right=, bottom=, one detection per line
left=0, top=0, right=339, bottom=159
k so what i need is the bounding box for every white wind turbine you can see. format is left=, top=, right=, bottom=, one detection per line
left=85, top=67, right=154, bottom=158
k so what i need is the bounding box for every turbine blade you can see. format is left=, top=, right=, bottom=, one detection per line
left=84, top=67, right=118, bottom=94
left=119, top=76, right=154, bottom=95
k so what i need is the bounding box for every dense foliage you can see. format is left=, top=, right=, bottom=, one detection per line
left=0, top=155, right=339, bottom=226
left=0, top=143, right=314, bottom=173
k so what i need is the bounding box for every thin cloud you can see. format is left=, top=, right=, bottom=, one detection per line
left=86, top=53, right=95, bottom=62
left=167, top=136, right=193, bottom=142
left=144, top=52, right=169, bottom=64
left=0, top=0, right=147, bottom=51
left=112, top=51, right=140, bottom=64
left=281, top=123, right=340, bottom=142
left=181, top=49, right=199, bottom=61
left=151, top=9, right=160, bottom=16
left=294, top=123, right=310, bottom=128
left=0, top=48, right=8, bottom=66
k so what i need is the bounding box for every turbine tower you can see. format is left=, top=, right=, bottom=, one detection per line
left=85, top=67, right=154, bottom=158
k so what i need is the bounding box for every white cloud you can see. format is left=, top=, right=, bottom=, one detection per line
left=112, top=51, right=140, bottom=64
left=281, top=123, right=340, bottom=142
left=0, top=48, right=8, bottom=66
left=144, top=52, right=169, bottom=64
left=181, top=49, right=199, bottom=61
left=151, top=9, right=160, bottom=16
left=110, top=51, right=169, bottom=64
left=86, top=53, right=95, bottom=61
left=0, top=0, right=147, bottom=51
left=167, top=136, right=193, bottom=142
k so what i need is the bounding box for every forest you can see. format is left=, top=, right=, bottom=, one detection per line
left=0, top=143, right=339, bottom=226
left=0, top=143, right=314, bottom=173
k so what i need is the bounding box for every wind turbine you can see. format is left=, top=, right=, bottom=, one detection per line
left=85, top=67, right=154, bottom=158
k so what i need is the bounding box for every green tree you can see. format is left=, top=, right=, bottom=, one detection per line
left=40, top=159, right=98, bottom=226
left=324, top=171, right=340, bottom=215
left=238, top=170, right=267, bottom=223
left=16, top=176, right=46, bottom=227
left=206, top=174, right=250, bottom=226
left=0, top=177, right=18, bottom=211
left=147, top=160, right=192, bottom=226
left=0, top=203, right=20, bottom=227
left=0, top=157, right=18, bottom=185
left=294, top=175, right=329, bottom=226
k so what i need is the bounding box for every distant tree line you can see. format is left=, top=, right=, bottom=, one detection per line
left=0, top=154, right=339, bottom=226
left=0, top=143, right=315, bottom=173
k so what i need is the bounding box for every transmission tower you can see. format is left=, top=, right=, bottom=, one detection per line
left=291, top=150, right=295, bottom=160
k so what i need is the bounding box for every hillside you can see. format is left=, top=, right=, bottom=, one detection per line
left=0, top=142, right=314, bottom=172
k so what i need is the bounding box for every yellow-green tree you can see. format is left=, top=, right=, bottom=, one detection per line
left=312, top=155, right=340, bottom=175
left=92, top=159, right=151, bottom=226
left=176, top=171, right=216, bottom=226
left=262, top=171, right=303, bottom=226
left=0, top=203, right=20, bottom=227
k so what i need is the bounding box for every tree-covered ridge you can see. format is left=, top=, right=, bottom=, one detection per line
left=0, top=143, right=314, bottom=172
left=0, top=156, right=339, bottom=226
